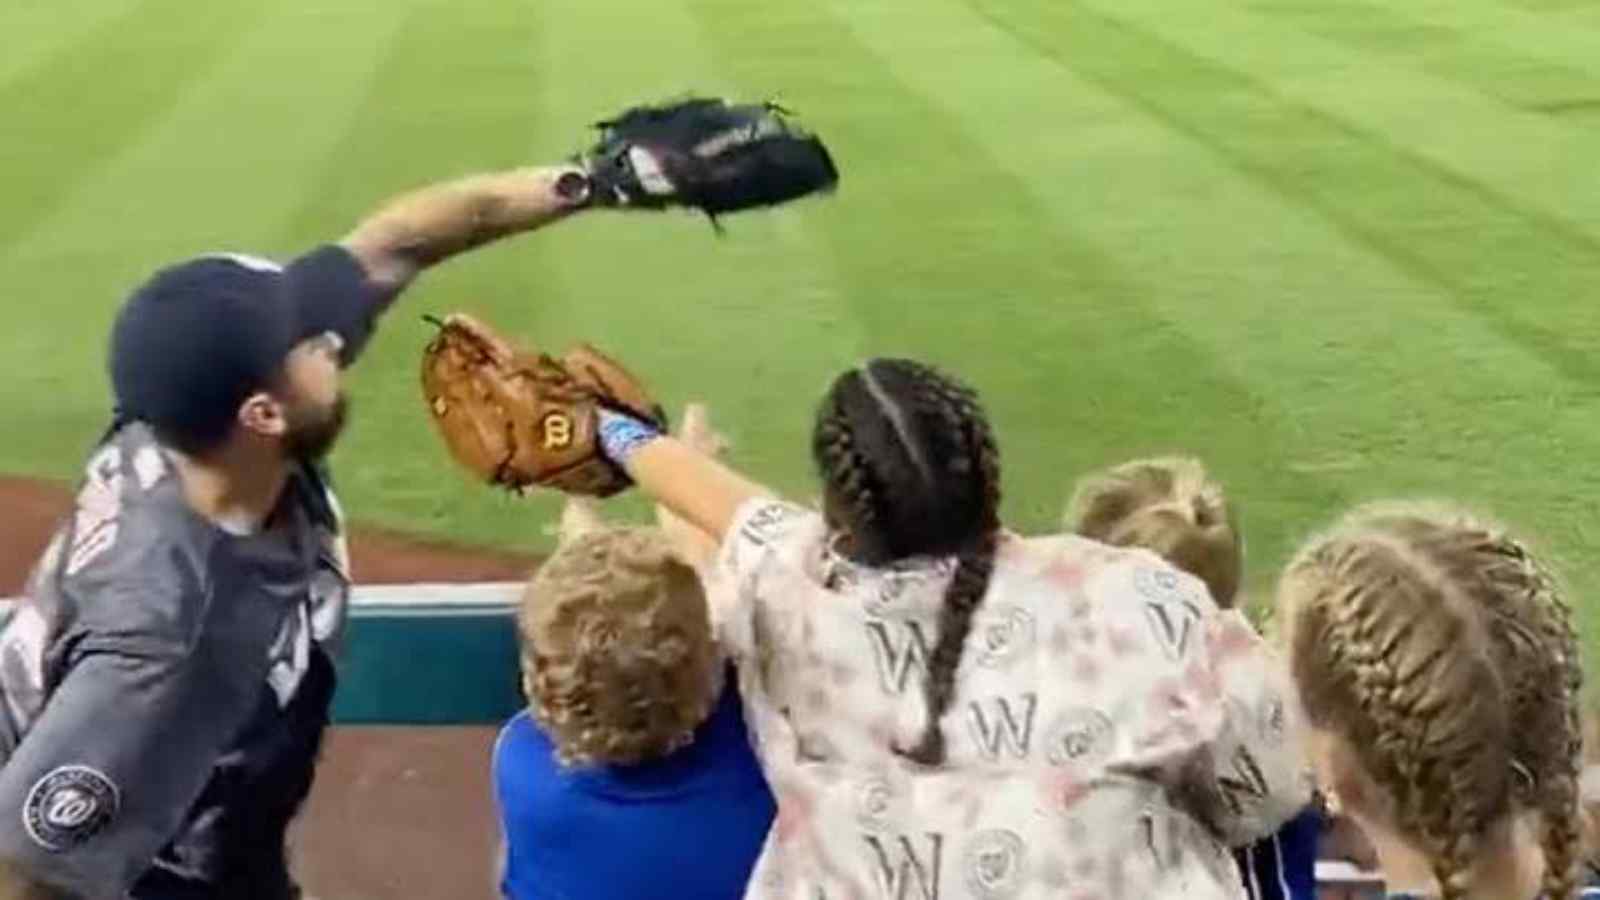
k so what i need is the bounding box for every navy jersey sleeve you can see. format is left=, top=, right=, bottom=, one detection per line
left=0, top=634, right=271, bottom=899
left=0, top=427, right=291, bottom=897
left=0, top=516, right=281, bottom=900
left=282, top=244, right=385, bottom=365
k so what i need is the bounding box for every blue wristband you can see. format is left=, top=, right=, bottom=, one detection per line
left=597, top=408, right=662, bottom=465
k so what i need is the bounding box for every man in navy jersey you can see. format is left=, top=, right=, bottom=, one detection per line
left=0, top=150, right=624, bottom=900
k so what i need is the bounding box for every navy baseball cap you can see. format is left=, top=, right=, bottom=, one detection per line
left=109, top=246, right=377, bottom=451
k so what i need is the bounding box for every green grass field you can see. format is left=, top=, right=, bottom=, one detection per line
left=4, top=0, right=1599, bottom=639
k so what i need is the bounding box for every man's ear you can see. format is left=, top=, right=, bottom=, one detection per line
left=238, top=391, right=288, bottom=439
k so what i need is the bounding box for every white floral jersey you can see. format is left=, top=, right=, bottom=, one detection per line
left=710, top=499, right=1312, bottom=900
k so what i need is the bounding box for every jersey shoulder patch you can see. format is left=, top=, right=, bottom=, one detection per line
left=23, top=764, right=120, bottom=852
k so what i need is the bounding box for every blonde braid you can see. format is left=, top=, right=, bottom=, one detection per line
left=1408, top=514, right=1585, bottom=900
left=1433, top=833, right=1479, bottom=900
left=1486, top=534, right=1584, bottom=900
left=1284, top=527, right=1511, bottom=900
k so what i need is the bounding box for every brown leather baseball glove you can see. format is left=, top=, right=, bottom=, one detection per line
left=420, top=313, right=666, bottom=497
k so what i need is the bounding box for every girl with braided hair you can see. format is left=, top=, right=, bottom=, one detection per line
left=596, top=358, right=1308, bottom=899
left=1277, top=504, right=1594, bottom=900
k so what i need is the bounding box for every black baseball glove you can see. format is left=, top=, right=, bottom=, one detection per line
left=576, top=97, right=839, bottom=219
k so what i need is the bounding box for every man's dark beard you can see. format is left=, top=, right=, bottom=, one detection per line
left=284, top=395, right=348, bottom=462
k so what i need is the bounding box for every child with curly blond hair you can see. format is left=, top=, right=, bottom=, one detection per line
left=492, top=496, right=773, bottom=900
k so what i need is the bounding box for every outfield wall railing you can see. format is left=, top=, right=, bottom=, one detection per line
left=0, top=583, right=526, bottom=725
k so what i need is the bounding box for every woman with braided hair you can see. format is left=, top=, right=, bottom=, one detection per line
left=595, top=358, right=1309, bottom=899
left=1277, top=504, right=1595, bottom=900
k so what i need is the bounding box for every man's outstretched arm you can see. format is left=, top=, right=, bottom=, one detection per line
left=339, top=164, right=592, bottom=298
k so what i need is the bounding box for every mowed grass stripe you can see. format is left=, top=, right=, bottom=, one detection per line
left=1124, top=1, right=1600, bottom=250
left=698, top=0, right=1350, bottom=559
left=994, top=0, right=1600, bottom=639
left=966, top=0, right=1600, bottom=394
left=1276, top=0, right=1600, bottom=79
left=1227, top=1, right=1600, bottom=235
left=1498, top=0, right=1596, bottom=16
left=834, top=0, right=1600, bottom=612
left=964, top=0, right=1600, bottom=510
left=1251, top=1, right=1600, bottom=111
left=1171, top=2, right=1600, bottom=229
left=0, top=1, right=418, bottom=482
left=0, top=0, right=145, bottom=89
left=0, top=0, right=267, bottom=255
left=8, top=1, right=420, bottom=264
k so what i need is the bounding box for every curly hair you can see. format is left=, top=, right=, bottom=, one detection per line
left=519, top=526, right=720, bottom=767
left=812, top=359, right=1001, bottom=766
left=1280, top=504, right=1582, bottom=900
left=1064, top=456, right=1242, bottom=607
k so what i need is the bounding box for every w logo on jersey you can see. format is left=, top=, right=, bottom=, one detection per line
left=966, top=694, right=1038, bottom=760
left=1217, top=746, right=1270, bottom=816
left=1135, top=566, right=1205, bottom=661
left=864, top=833, right=943, bottom=900
left=866, top=620, right=933, bottom=695
left=1142, top=599, right=1201, bottom=661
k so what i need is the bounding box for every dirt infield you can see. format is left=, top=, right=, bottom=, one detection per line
left=0, top=475, right=540, bottom=593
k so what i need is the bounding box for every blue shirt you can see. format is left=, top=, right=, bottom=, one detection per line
left=494, top=676, right=775, bottom=900
left=1236, top=807, right=1321, bottom=900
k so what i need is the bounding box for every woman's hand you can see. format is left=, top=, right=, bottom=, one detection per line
left=677, top=403, right=729, bottom=457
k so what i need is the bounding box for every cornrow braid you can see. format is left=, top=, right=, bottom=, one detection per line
left=1542, top=609, right=1584, bottom=900
left=1283, top=505, right=1583, bottom=900
left=903, top=530, right=998, bottom=765
left=1486, top=533, right=1583, bottom=900
left=812, top=412, right=884, bottom=562
left=1378, top=512, right=1584, bottom=900
left=1317, top=543, right=1502, bottom=900
left=813, top=359, right=1003, bottom=766
left=1286, top=531, right=1510, bottom=896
